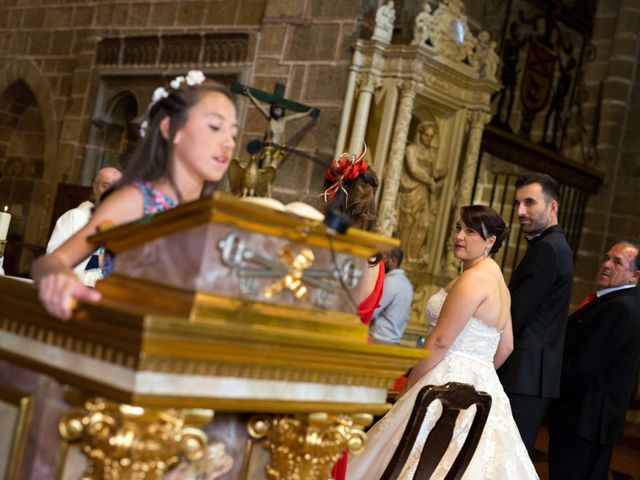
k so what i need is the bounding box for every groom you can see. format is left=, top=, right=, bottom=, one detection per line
left=497, top=173, right=574, bottom=454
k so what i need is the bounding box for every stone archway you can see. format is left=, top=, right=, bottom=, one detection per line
left=88, top=90, right=140, bottom=174
left=0, top=60, right=58, bottom=274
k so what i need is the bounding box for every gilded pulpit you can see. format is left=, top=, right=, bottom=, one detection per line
left=0, top=193, right=426, bottom=479
left=336, top=0, right=500, bottom=344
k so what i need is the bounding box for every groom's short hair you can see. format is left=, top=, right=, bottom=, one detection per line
left=515, top=172, right=560, bottom=203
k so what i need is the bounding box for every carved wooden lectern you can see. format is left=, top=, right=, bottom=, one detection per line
left=0, top=193, right=427, bottom=479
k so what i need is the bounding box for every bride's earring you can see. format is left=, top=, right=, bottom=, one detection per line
left=484, top=246, right=490, bottom=257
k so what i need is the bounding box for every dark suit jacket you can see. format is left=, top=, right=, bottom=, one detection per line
left=498, top=225, right=573, bottom=398
left=549, top=287, right=640, bottom=444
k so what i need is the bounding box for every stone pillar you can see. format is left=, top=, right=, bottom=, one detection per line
left=347, top=73, right=381, bottom=154
left=441, top=109, right=491, bottom=276
left=335, top=67, right=357, bottom=156
left=459, top=110, right=491, bottom=204
left=376, top=80, right=421, bottom=236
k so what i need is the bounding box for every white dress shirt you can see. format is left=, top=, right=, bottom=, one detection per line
left=46, top=200, right=101, bottom=285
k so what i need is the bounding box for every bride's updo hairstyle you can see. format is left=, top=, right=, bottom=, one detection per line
left=460, top=205, right=508, bottom=255
left=322, top=146, right=379, bottom=232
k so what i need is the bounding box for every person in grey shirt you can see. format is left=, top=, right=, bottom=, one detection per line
left=369, top=247, right=414, bottom=344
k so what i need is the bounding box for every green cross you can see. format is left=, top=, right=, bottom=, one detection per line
left=231, top=82, right=319, bottom=117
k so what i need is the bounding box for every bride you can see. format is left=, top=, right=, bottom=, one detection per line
left=347, top=205, right=539, bottom=479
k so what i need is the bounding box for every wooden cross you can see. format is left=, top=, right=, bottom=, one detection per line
left=231, top=82, right=319, bottom=117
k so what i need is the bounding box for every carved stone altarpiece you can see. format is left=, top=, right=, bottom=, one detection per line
left=336, top=0, right=500, bottom=343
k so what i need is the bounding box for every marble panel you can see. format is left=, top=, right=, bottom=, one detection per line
left=134, top=372, right=388, bottom=404
left=1, top=331, right=388, bottom=403
left=0, top=398, right=18, bottom=477
left=114, top=223, right=369, bottom=315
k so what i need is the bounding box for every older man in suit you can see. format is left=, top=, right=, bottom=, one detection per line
left=548, top=241, right=640, bottom=480
left=47, top=167, right=121, bottom=286
left=497, top=172, right=574, bottom=454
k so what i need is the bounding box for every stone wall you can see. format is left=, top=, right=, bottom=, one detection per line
left=240, top=0, right=372, bottom=205
left=0, top=0, right=370, bottom=273
left=0, top=0, right=637, bottom=281
left=573, top=0, right=640, bottom=302
left=0, top=1, right=268, bottom=272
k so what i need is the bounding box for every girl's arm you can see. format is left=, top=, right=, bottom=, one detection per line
left=32, top=186, right=144, bottom=319
left=404, top=270, right=487, bottom=391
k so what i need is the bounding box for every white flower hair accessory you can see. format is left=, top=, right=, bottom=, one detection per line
left=139, top=70, right=207, bottom=138
left=139, top=120, right=149, bottom=138
left=151, top=86, right=169, bottom=103
left=169, top=70, right=206, bottom=90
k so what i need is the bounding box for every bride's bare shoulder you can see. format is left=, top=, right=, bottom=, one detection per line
left=459, top=265, right=493, bottom=283
left=455, top=263, right=503, bottom=296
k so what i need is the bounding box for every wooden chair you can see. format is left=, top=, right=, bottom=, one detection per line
left=381, top=382, right=492, bottom=480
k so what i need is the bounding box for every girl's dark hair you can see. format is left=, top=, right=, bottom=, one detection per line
left=460, top=205, right=508, bottom=254
left=117, top=79, right=233, bottom=202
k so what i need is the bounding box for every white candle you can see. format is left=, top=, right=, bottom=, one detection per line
left=0, top=206, right=11, bottom=241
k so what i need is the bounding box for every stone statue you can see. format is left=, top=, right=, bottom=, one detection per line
left=472, top=31, right=499, bottom=82
left=372, top=1, right=395, bottom=43
left=396, top=120, right=446, bottom=264
left=411, top=2, right=433, bottom=46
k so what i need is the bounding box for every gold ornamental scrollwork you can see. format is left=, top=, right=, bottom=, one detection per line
left=247, top=412, right=373, bottom=480
left=59, top=398, right=214, bottom=480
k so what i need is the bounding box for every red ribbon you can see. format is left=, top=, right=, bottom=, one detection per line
left=322, top=144, right=369, bottom=203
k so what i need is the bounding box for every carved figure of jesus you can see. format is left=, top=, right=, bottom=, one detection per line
left=244, top=87, right=315, bottom=146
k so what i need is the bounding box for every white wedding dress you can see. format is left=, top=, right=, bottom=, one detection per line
left=347, top=289, right=539, bottom=479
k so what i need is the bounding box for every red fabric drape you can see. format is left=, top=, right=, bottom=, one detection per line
left=357, top=262, right=385, bottom=325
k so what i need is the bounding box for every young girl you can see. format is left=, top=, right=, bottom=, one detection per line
left=32, top=71, right=237, bottom=320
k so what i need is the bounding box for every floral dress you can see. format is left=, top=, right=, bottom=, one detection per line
left=101, top=181, right=177, bottom=277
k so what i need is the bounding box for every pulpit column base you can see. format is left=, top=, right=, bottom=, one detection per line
left=248, top=412, right=373, bottom=480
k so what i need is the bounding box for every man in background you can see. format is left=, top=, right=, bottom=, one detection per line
left=46, top=167, right=121, bottom=286
left=548, top=241, right=640, bottom=480
left=497, top=172, right=574, bottom=454
left=369, top=247, right=413, bottom=344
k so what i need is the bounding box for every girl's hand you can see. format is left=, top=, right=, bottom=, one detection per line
left=37, top=271, right=102, bottom=320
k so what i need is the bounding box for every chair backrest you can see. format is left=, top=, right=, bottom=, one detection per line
left=380, top=382, right=492, bottom=480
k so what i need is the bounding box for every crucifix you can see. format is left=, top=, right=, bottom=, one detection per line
left=228, top=82, right=322, bottom=198
left=231, top=82, right=320, bottom=147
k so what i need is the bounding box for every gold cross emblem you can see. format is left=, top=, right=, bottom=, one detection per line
left=263, top=247, right=315, bottom=301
